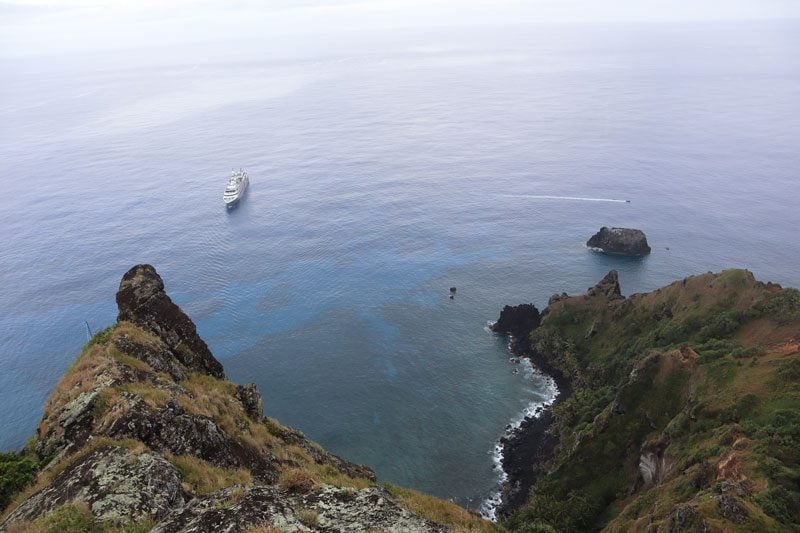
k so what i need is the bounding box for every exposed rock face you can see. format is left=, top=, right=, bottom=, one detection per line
left=116, top=264, right=224, bottom=378
left=2, top=265, right=479, bottom=532
left=3, top=446, right=185, bottom=525
left=236, top=384, right=264, bottom=421
left=712, top=494, right=749, bottom=524
left=586, top=270, right=624, bottom=300
left=638, top=440, right=675, bottom=488
left=667, top=503, right=709, bottom=532
left=491, top=303, right=540, bottom=338
left=153, top=485, right=446, bottom=533
left=587, top=226, right=651, bottom=256
left=104, top=394, right=280, bottom=483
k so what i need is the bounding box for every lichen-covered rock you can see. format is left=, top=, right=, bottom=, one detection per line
left=35, top=391, right=99, bottom=459
left=104, top=394, right=279, bottom=483
left=587, top=226, right=651, bottom=256
left=1, top=445, right=184, bottom=528
left=116, top=264, right=224, bottom=378
left=152, top=485, right=446, bottom=532
left=236, top=384, right=263, bottom=421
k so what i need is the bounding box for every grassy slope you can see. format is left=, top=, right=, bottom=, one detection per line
left=2, top=321, right=497, bottom=532
left=506, top=269, right=800, bottom=532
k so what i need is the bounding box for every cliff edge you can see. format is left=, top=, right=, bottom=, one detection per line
left=501, top=269, right=800, bottom=531
left=0, top=265, right=496, bottom=532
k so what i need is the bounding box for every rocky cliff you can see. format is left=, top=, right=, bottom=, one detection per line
left=500, top=269, right=800, bottom=531
left=0, top=265, right=496, bottom=533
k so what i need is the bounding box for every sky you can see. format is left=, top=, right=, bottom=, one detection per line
left=1, top=0, right=799, bottom=57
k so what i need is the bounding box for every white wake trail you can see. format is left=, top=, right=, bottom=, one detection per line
left=497, top=194, right=629, bottom=203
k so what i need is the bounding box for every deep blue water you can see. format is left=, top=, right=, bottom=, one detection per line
left=1, top=20, right=799, bottom=512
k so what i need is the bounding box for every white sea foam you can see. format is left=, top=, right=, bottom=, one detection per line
left=480, top=359, right=558, bottom=522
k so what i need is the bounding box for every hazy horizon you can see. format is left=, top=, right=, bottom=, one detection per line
left=2, top=0, right=799, bottom=58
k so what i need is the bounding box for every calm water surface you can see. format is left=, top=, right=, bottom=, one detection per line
left=1, top=20, right=799, bottom=510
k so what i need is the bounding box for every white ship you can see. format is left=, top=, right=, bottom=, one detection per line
left=223, top=169, right=249, bottom=207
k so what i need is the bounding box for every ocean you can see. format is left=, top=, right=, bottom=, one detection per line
left=1, top=19, right=799, bottom=514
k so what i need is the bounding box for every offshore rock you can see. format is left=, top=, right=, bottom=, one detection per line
left=491, top=303, right=541, bottom=338
left=587, top=226, right=651, bottom=256
left=116, top=264, right=224, bottom=378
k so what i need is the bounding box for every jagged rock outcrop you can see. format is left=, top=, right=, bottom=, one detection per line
left=491, top=304, right=540, bottom=338
left=236, top=384, right=264, bottom=421
left=586, top=269, right=624, bottom=300
left=1, top=266, right=487, bottom=532
left=587, top=226, right=651, bottom=256
left=116, top=264, right=224, bottom=378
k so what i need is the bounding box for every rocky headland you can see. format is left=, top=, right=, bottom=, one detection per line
left=0, top=265, right=496, bottom=532
left=495, top=268, right=800, bottom=531
left=587, top=226, right=651, bottom=256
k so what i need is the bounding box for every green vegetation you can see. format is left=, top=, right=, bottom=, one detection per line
left=0, top=452, right=39, bottom=512
left=507, top=270, right=800, bottom=531
left=5, top=503, right=154, bottom=533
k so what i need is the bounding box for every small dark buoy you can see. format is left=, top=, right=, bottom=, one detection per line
left=449, top=295, right=454, bottom=300
left=449, top=287, right=457, bottom=293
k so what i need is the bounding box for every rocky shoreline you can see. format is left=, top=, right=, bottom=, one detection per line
left=489, top=273, right=623, bottom=518
left=492, top=316, right=573, bottom=518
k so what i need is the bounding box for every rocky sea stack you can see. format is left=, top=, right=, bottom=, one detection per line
left=0, top=265, right=494, bottom=532
left=587, top=226, right=651, bottom=256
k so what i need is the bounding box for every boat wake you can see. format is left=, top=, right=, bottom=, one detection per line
left=496, top=194, right=629, bottom=203
left=479, top=358, right=558, bottom=521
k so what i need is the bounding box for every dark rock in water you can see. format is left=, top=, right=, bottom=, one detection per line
left=236, top=383, right=264, bottom=421
left=587, top=226, right=651, bottom=256
left=116, top=264, right=224, bottom=378
left=491, top=304, right=541, bottom=338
